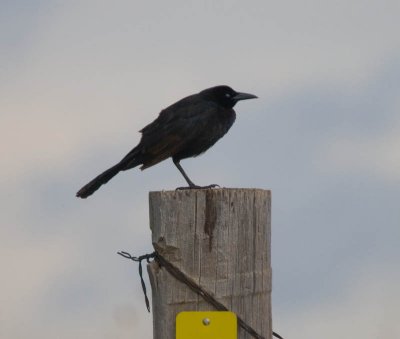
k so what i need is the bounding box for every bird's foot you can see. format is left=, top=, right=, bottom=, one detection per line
left=176, top=184, right=220, bottom=190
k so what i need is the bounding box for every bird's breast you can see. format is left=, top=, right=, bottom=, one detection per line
left=174, top=109, right=236, bottom=160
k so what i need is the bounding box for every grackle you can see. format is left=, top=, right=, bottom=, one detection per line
left=76, top=85, right=257, bottom=198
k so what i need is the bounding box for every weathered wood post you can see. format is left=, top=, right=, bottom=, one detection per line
left=148, top=188, right=272, bottom=339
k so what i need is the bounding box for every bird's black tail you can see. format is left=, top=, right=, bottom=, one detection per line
left=76, top=162, right=125, bottom=199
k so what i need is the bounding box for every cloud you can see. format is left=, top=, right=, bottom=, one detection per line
left=275, top=265, right=400, bottom=339
left=321, top=125, right=400, bottom=182
left=315, top=58, right=400, bottom=182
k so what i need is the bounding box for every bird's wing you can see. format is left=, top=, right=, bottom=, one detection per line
left=139, top=94, right=203, bottom=135
left=137, top=98, right=219, bottom=168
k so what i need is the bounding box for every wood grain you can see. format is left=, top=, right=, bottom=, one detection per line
left=147, top=188, right=272, bottom=339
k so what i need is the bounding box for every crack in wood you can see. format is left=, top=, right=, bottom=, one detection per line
left=204, top=190, right=217, bottom=251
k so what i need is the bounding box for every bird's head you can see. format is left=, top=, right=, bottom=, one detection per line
left=200, top=85, right=258, bottom=109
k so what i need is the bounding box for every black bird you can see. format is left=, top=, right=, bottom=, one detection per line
left=76, top=85, right=257, bottom=198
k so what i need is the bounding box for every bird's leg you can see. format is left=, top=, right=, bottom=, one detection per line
left=173, top=159, right=196, bottom=187
left=173, top=159, right=219, bottom=190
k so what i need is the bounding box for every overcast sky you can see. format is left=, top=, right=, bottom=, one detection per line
left=1, top=1, right=399, bottom=338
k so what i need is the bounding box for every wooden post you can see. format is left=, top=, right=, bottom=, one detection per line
left=147, top=189, right=272, bottom=339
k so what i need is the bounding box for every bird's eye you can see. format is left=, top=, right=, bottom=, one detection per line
left=225, top=93, right=231, bottom=98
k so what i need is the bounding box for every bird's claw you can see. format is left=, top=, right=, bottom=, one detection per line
left=176, top=184, right=220, bottom=191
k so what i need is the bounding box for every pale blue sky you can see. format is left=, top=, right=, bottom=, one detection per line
left=1, top=1, right=399, bottom=338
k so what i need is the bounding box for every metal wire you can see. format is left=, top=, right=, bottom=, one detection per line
left=118, top=250, right=284, bottom=339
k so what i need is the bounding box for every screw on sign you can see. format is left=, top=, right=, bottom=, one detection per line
left=176, top=311, right=237, bottom=339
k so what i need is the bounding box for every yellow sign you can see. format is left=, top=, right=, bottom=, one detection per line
left=176, top=311, right=237, bottom=339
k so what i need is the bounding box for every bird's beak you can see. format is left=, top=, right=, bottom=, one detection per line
left=233, top=92, right=258, bottom=101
